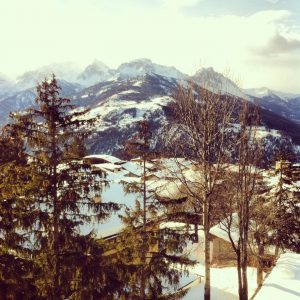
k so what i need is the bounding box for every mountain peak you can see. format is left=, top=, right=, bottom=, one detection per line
left=16, top=62, right=81, bottom=90
left=89, top=59, right=111, bottom=70
left=193, top=67, right=249, bottom=100
left=77, top=60, right=115, bottom=86
left=117, top=58, right=186, bottom=80
left=195, top=66, right=215, bottom=74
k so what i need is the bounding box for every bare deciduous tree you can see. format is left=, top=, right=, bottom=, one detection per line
left=169, top=80, right=237, bottom=300
left=220, top=101, right=261, bottom=300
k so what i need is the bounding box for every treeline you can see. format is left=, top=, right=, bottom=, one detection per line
left=0, top=75, right=299, bottom=300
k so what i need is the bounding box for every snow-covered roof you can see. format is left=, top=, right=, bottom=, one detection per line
left=121, top=161, right=144, bottom=176
left=210, top=214, right=239, bottom=244
left=154, top=179, right=187, bottom=200
left=93, top=163, right=122, bottom=171
left=84, top=154, right=122, bottom=164
left=106, top=170, right=130, bottom=183
left=255, top=252, right=300, bottom=300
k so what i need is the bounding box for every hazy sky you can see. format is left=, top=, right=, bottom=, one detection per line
left=0, top=0, right=299, bottom=92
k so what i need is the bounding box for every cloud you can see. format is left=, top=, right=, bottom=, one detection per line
left=161, top=0, right=200, bottom=11
left=264, top=0, right=280, bottom=3
left=252, top=33, right=300, bottom=56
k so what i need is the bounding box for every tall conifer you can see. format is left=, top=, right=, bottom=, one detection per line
left=10, top=75, right=119, bottom=299
left=0, top=126, right=39, bottom=299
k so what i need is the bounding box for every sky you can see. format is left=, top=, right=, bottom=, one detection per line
left=0, top=0, right=299, bottom=92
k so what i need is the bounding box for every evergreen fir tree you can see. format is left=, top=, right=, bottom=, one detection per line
left=0, top=125, right=40, bottom=299
left=10, top=75, right=120, bottom=299
left=272, top=164, right=300, bottom=253
left=116, top=120, right=194, bottom=299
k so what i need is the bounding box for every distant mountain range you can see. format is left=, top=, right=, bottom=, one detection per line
left=0, top=58, right=299, bottom=161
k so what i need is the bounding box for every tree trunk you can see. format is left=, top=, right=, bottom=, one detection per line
left=257, top=244, right=264, bottom=287
left=241, top=245, right=248, bottom=300
left=204, top=197, right=210, bottom=300
left=241, top=210, right=249, bottom=300
left=236, top=251, right=243, bottom=300
left=51, top=122, right=60, bottom=300
left=140, top=157, right=147, bottom=300
left=53, top=195, right=60, bottom=300
left=275, top=245, right=279, bottom=258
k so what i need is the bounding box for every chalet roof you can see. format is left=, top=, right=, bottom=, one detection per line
left=84, top=154, right=123, bottom=164
left=121, top=161, right=144, bottom=176
left=153, top=179, right=187, bottom=200
left=210, top=214, right=239, bottom=244
left=93, top=163, right=122, bottom=172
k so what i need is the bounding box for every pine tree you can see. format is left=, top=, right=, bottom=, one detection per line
left=272, top=164, right=300, bottom=253
left=0, top=125, right=40, bottom=299
left=10, top=75, right=120, bottom=299
left=116, top=120, right=194, bottom=299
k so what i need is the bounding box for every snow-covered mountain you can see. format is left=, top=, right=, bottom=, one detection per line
left=15, top=62, right=82, bottom=91
left=193, top=67, right=250, bottom=100
left=67, top=73, right=300, bottom=159
left=244, top=87, right=300, bottom=101
left=116, top=58, right=187, bottom=80
left=244, top=87, right=300, bottom=124
left=1, top=58, right=300, bottom=160
left=73, top=73, right=177, bottom=154
left=0, top=74, right=15, bottom=100
left=0, top=80, right=82, bottom=125
left=77, top=60, right=116, bottom=87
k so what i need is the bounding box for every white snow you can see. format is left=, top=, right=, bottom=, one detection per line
left=193, top=67, right=250, bottom=101
left=244, top=87, right=300, bottom=101
left=255, top=127, right=280, bottom=139
left=118, top=89, right=139, bottom=95
left=84, top=154, right=122, bottom=164
left=174, top=229, right=262, bottom=299
left=182, top=266, right=260, bottom=300
left=117, top=58, right=186, bottom=80
left=210, top=219, right=239, bottom=245
left=82, top=95, right=172, bottom=131
left=255, top=252, right=300, bottom=300
left=121, top=161, right=144, bottom=177
left=93, top=163, right=122, bottom=172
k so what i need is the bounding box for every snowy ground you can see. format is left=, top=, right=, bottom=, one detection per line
left=255, top=252, right=300, bottom=300
left=178, top=231, right=260, bottom=299
left=181, top=266, right=259, bottom=300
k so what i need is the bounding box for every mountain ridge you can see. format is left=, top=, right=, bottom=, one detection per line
left=1, top=59, right=300, bottom=163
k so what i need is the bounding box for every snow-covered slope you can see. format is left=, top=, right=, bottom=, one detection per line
left=73, top=73, right=177, bottom=154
